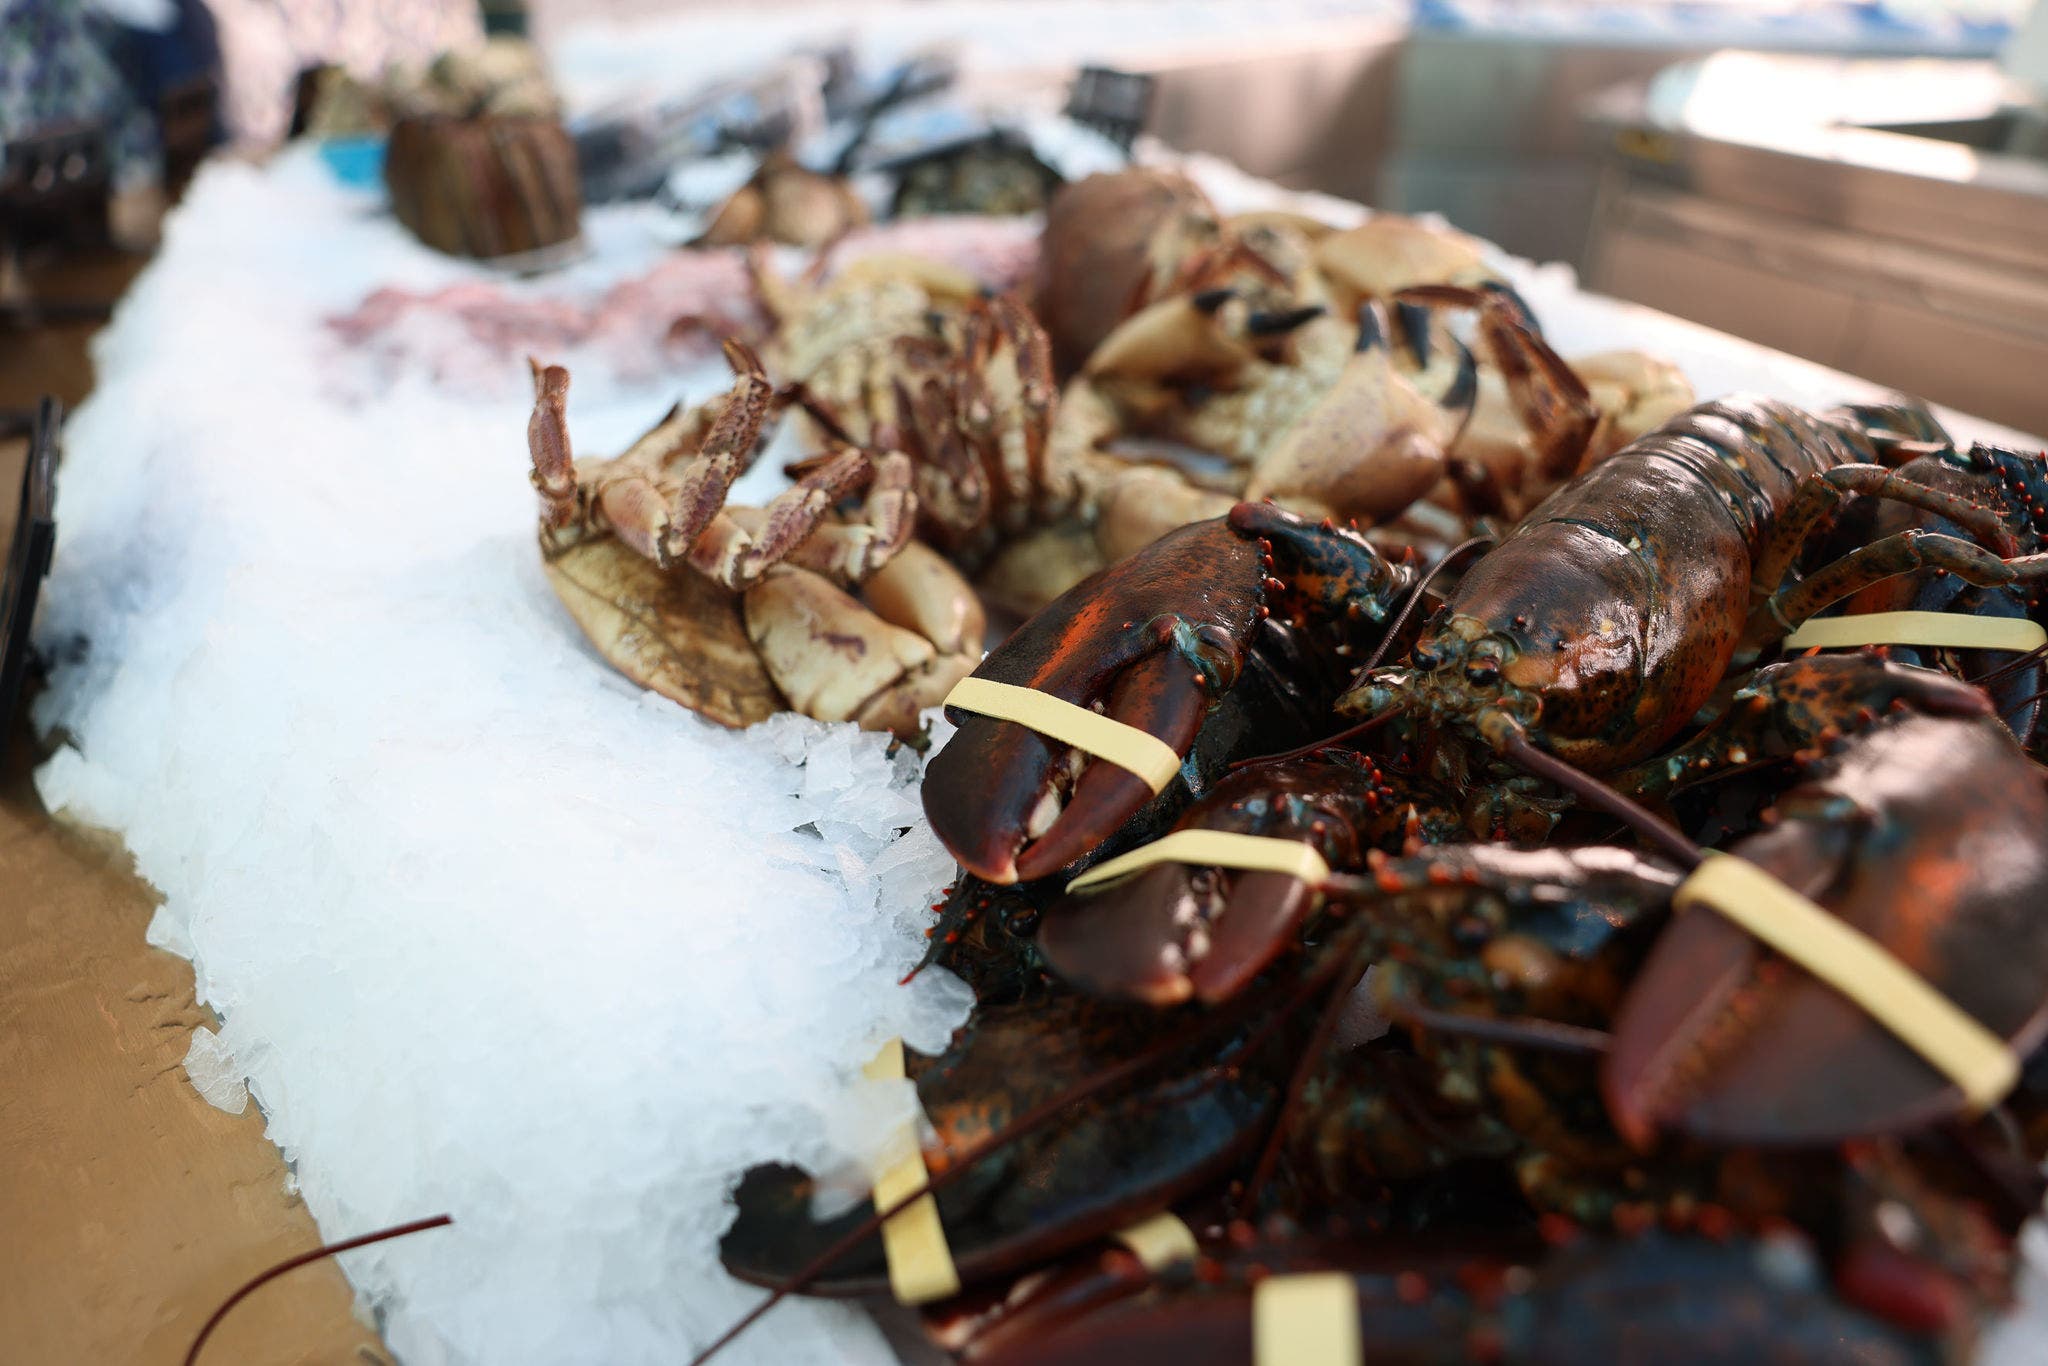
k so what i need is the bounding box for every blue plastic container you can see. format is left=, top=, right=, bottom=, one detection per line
left=318, top=136, right=388, bottom=188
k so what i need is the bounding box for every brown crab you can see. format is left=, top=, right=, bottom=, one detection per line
left=1022, top=198, right=1699, bottom=590
left=696, top=149, right=869, bottom=250
left=526, top=339, right=983, bottom=733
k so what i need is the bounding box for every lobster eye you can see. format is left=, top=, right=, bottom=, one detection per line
left=1413, top=644, right=1441, bottom=671
left=1465, top=659, right=1500, bottom=688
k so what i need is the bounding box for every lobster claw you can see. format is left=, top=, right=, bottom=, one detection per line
left=1043, top=861, right=1320, bottom=1007
left=719, top=992, right=1280, bottom=1296
left=1039, top=754, right=1412, bottom=1006
left=1604, top=712, right=2048, bottom=1148
left=925, top=519, right=1265, bottom=885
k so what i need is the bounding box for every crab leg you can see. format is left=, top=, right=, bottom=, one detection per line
left=705, top=450, right=916, bottom=589
left=527, top=360, right=582, bottom=532
left=981, top=293, right=1058, bottom=515
left=654, top=339, right=778, bottom=562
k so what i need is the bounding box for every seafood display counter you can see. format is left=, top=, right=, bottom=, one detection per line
left=29, top=69, right=2048, bottom=1366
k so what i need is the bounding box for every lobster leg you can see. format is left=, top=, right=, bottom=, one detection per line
left=1751, top=462, right=2021, bottom=602
left=1744, top=528, right=2017, bottom=650
left=1609, top=653, right=1993, bottom=802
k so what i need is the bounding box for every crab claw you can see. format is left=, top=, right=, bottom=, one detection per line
left=1242, top=304, right=1459, bottom=524
left=1605, top=711, right=2048, bottom=1148
left=1083, top=288, right=1260, bottom=384
left=925, top=519, right=1264, bottom=885
left=1038, top=753, right=1388, bottom=1005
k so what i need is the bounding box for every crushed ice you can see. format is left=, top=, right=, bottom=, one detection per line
left=35, top=148, right=972, bottom=1365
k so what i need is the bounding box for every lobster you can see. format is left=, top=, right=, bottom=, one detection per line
left=964, top=1224, right=1976, bottom=1365
left=717, top=982, right=1304, bottom=1300
left=702, top=690, right=2047, bottom=1364
left=923, top=507, right=1422, bottom=885
left=1797, top=429, right=2048, bottom=748
left=926, top=396, right=2040, bottom=882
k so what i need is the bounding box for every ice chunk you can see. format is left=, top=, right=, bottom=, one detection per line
left=144, top=904, right=194, bottom=958
left=183, top=1026, right=249, bottom=1115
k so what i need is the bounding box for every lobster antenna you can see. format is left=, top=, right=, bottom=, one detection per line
left=1237, top=950, right=1369, bottom=1216
left=1973, top=640, right=2048, bottom=686
left=1936, top=1115, right=2048, bottom=1225
left=2001, top=684, right=2048, bottom=716
left=184, top=1215, right=453, bottom=1366
left=688, top=987, right=1276, bottom=1366
left=1496, top=732, right=1703, bottom=871
left=1356, top=534, right=1497, bottom=678
left=1386, top=996, right=1612, bottom=1056
left=1226, top=706, right=1403, bottom=773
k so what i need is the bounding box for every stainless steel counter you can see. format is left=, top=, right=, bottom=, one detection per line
left=1584, top=52, right=2048, bottom=434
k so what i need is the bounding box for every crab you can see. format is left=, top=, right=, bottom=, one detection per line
left=695, top=148, right=869, bottom=250
left=525, top=338, right=984, bottom=733
left=1016, top=193, right=1700, bottom=594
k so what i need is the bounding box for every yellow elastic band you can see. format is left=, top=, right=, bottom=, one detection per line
left=1675, top=855, right=2019, bottom=1110
left=945, top=677, right=1184, bottom=794
left=1253, top=1273, right=1362, bottom=1366
left=1066, top=830, right=1333, bottom=895
left=862, top=1038, right=962, bottom=1304
left=1111, top=1212, right=1198, bottom=1270
left=1783, top=611, right=2047, bottom=653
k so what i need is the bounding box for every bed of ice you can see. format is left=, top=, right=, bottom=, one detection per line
left=30, top=22, right=2048, bottom=1366
left=34, top=150, right=980, bottom=1366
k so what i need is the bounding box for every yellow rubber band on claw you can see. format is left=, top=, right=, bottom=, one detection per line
left=1783, top=610, right=2046, bottom=653
left=1675, top=855, right=2020, bottom=1110
left=945, top=677, right=1184, bottom=794
left=862, top=1038, right=961, bottom=1305
left=1112, top=1212, right=1198, bottom=1270
left=1253, top=1273, right=1362, bottom=1366
left=1066, top=830, right=1333, bottom=895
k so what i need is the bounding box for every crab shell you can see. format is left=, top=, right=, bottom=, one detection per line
left=543, top=535, right=982, bottom=735
left=698, top=151, right=869, bottom=250
left=1035, top=169, right=1223, bottom=375
left=1311, top=215, right=1498, bottom=316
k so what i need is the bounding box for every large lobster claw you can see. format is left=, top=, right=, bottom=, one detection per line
left=1038, top=753, right=1435, bottom=1006
left=1605, top=711, right=2048, bottom=1148
left=925, top=519, right=1265, bottom=885
left=718, top=992, right=1280, bottom=1296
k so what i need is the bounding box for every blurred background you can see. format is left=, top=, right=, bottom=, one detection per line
left=5, top=0, right=2048, bottom=431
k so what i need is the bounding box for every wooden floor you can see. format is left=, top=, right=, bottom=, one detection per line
left=0, top=245, right=388, bottom=1364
